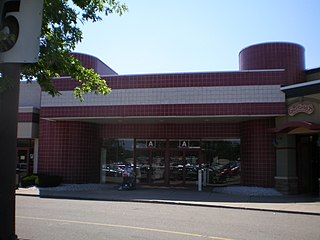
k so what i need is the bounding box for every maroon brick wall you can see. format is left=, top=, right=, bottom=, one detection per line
left=52, top=70, right=286, bottom=92
left=38, top=119, right=278, bottom=186
left=72, top=53, right=117, bottom=76
left=240, top=119, right=276, bottom=187
left=40, top=103, right=286, bottom=119
left=18, top=112, right=39, bottom=123
left=239, top=42, right=305, bottom=86
left=98, top=123, right=240, bottom=139
left=38, top=120, right=100, bottom=183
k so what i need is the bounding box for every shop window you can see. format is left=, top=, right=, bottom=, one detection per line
left=17, top=139, right=34, bottom=148
left=202, top=139, right=241, bottom=186
left=101, top=139, right=134, bottom=184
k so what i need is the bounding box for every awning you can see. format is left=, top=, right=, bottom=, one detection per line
left=272, top=121, right=320, bottom=134
left=281, top=79, right=320, bottom=98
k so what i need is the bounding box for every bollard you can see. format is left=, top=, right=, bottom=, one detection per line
left=203, top=169, right=207, bottom=187
left=198, top=169, right=202, bottom=191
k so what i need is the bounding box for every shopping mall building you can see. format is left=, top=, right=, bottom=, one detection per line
left=17, top=42, right=320, bottom=194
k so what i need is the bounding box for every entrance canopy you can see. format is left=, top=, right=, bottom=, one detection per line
left=272, top=121, right=320, bottom=134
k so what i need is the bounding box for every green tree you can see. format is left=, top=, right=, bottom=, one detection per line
left=0, top=1, right=127, bottom=239
left=23, top=0, right=128, bottom=101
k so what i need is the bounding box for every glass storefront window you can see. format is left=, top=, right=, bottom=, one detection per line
left=202, top=139, right=241, bottom=186
left=17, top=139, right=35, bottom=148
left=101, top=138, right=240, bottom=187
left=101, top=139, right=134, bottom=184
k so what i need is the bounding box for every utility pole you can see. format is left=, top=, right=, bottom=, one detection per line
left=0, top=63, right=21, bottom=240
left=0, top=1, right=43, bottom=239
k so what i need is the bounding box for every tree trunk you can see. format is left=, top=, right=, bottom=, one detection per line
left=0, top=63, right=21, bottom=240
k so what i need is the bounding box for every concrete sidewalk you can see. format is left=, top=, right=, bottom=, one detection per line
left=16, top=185, right=320, bottom=216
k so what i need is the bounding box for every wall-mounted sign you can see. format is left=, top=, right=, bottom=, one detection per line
left=180, top=140, right=189, bottom=148
left=146, top=140, right=155, bottom=148
left=288, top=102, right=314, bottom=116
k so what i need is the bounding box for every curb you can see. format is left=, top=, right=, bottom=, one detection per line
left=16, top=192, right=320, bottom=217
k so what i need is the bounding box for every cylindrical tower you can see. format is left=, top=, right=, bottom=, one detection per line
left=239, top=42, right=305, bottom=85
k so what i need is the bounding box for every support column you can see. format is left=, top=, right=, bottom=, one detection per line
left=33, top=138, right=39, bottom=174
left=274, top=134, right=298, bottom=194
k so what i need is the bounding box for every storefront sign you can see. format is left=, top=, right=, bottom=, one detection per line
left=288, top=102, right=314, bottom=116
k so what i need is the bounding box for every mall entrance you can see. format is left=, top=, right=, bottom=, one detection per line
left=101, top=139, right=241, bottom=187
left=16, top=139, right=35, bottom=178
left=135, top=148, right=201, bottom=187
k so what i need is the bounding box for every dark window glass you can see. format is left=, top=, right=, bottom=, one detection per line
left=202, top=139, right=240, bottom=186
left=101, top=139, right=134, bottom=184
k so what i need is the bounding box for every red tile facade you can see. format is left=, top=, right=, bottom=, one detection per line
left=98, top=123, right=240, bottom=139
left=239, top=42, right=305, bottom=86
left=38, top=120, right=100, bottom=183
left=53, top=70, right=287, bottom=91
left=36, top=42, right=304, bottom=187
left=40, top=103, right=286, bottom=119
left=72, top=53, right=117, bottom=75
left=18, top=112, right=39, bottom=123
left=240, top=119, right=276, bottom=187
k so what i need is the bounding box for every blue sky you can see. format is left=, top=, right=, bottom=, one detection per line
left=75, top=0, right=320, bottom=75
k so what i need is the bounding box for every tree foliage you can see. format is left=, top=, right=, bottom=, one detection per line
left=22, top=0, right=128, bottom=101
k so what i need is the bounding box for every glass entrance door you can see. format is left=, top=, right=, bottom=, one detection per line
left=169, top=150, right=200, bottom=186
left=297, top=135, right=319, bottom=194
left=169, top=151, right=184, bottom=186
left=17, top=149, right=30, bottom=177
left=136, top=150, right=165, bottom=185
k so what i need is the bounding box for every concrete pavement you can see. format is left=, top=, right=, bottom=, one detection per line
left=16, top=184, right=320, bottom=216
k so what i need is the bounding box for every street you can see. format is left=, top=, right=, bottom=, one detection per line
left=16, top=196, right=320, bottom=240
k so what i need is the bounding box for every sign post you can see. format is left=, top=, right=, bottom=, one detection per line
left=0, top=1, right=43, bottom=239
left=0, top=63, right=21, bottom=240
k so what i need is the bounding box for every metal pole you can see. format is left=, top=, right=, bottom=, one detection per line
left=203, top=169, right=207, bottom=187
left=198, top=169, right=202, bottom=191
left=0, top=63, right=21, bottom=240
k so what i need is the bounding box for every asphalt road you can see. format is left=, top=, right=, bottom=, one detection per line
left=16, top=196, right=320, bottom=240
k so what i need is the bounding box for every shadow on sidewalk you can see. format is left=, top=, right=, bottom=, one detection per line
left=36, top=184, right=320, bottom=205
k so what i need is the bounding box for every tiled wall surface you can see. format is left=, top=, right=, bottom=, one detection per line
left=18, top=112, right=39, bottom=123
left=239, top=42, right=305, bottom=85
left=72, top=53, right=118, bottom=76
left=39, top=121, right=241, bottom=182
left=36, top=42, right=305, bottom=186
left=40, top=103, right=286, bottom=119
left=52, top=70, right=287, bottom=91
left=38, top=119, right=276, bottom=185
left=42, top=68, right=287, bottom=121
left=98, top=123, right=240, bottom=139
left=38, top=120, right=100, bottom=183
left=19, top=81, right=41, bottom=108
left=240, top=119, right=276, bottom=187
left=41, top=85, right=285, bottom=107
left=17, top=107, right=40, bottom=139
